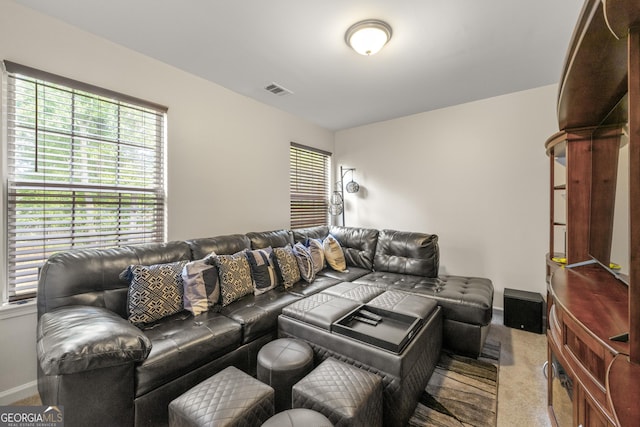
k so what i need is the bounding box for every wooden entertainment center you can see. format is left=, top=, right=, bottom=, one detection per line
left=545, top=1, right=640, bottom=426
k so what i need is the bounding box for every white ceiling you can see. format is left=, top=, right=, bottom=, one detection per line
left=15, top=0, right=584, bottom=131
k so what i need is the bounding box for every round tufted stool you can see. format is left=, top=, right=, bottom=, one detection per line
left=261, top=408, right=332, bottom=427
left=257, top=338, right=314, bottom=412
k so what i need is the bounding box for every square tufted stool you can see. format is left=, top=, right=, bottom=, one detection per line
left=257, top=338, right=314, bottom=412
left=169, top=366, right=274, bottom=427
left=292, top=358, right=382, bottom=427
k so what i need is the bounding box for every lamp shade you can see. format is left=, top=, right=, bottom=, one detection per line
left=345, top=19, right=392, bottom=56
left=345, top=180, right=359, bottom=193
left=329, top=191, right=344, bottom=215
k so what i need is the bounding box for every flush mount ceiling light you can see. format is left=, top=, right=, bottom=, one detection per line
left=345, top=19, right=392, bottom=56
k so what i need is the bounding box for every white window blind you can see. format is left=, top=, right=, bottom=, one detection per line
left=3, top=61, right=167, bottom=301
left=290, top=143, right=330, bottom=228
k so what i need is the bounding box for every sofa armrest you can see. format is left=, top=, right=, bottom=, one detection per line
left=37, top=305, right=152, bottom=375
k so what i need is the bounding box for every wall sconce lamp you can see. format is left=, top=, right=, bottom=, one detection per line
left=328, top=166, right=360, bottom=225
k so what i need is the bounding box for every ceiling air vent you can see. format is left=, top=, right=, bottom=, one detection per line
left=264, top=82, right=293, bottom=97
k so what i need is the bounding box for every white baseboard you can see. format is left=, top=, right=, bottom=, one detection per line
left=0, top=380, right=38, bottom=405
left=491, top=307, right=504, bottom=325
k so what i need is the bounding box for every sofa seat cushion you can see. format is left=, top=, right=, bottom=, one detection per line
left=320, top=282, right=385, bottom=303
left=135, top=311, right=242, bottom=396
left=282, top=294, right=360, bottom=331
left=316, top=266, right=371, bottom=282
left=220, top=288, right=302, bottom=343
left=354, top=273, right=493, bottom=326
left=287, top=276, right=342, bottom=297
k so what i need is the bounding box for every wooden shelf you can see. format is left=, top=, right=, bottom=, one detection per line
left=546, top=2, right=640, bottom=425
left=557, top=0, right=628, bottom=130
left=548, top=264, right=629, bottom=425
left=550, top=264, right=629, bottom=357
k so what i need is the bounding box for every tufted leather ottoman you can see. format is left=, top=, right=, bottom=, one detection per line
left=292, top=358, right=383, bottom=427
left=168, top=366, right=274, bottom=427
left=319, top=281, right=385, bottom=302
left=280, top=292, right=442, bottom=427
left=261, top=408, right=333, bottom=427
left=257, top=338, right=314, bottom=411
left=353, top=273, right=494, bottom=357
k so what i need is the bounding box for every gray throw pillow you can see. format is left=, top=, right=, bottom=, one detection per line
left=121, top=260, right=188, bottom=325
left=273, top=244, right=301, bottom=288
left=245, top=247, right=279, bottom=295
left=214, top=251, right=254, bottom=306
left=307, top=238, right=326, bottom=273
left=293, top=242, right=315, bottom=283
left=182, top=254, right=220, bottom=315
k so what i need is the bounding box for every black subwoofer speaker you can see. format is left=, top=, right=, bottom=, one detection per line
left=503, top=288, right=545, bottom=334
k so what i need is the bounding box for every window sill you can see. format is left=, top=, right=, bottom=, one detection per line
left=0, top=299, right=37, bottom=320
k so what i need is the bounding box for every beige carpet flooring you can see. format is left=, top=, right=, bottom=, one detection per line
left=13, top=311, right=551, bottom=427
left=490, top=311, right=550, bottom=427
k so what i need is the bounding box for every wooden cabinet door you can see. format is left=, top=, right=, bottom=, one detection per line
left=577, top=383, right=615, bottom=427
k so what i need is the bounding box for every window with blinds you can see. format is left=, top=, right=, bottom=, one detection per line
left=3, top=61, right=167, bottom=302
left=290, top=143, right=330, bottom=228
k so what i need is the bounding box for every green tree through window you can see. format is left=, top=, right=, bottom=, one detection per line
left=3, top=62, right=167, bottom=301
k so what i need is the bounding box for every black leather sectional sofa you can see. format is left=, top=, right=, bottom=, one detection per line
left=36, top=225, right=493, bottom=427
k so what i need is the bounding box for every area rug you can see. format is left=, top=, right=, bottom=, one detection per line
left=408, top=340, right=500, bottom=427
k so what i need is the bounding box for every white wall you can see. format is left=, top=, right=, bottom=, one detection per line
left=0, top=0, right=559, bottom=405
left=335, top=85, right=558, bottom=308
left=0, top=1, right=333, bottom=403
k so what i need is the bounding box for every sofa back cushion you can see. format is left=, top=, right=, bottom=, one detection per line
left=186, top=234, right=251, bottom=259
left=328, top=226, right=379, bottom=270
left=291, top=226, right=329, bottom=244
left=37, top=241, right=192, bottom=319
left=373, top=229, right=439, bottom=278
left=246, top=229, right=294, bottom=249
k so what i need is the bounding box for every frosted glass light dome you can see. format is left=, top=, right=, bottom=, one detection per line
left=345, top=20, right=392, bottom=56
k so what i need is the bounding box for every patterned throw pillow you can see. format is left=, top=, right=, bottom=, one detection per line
left=293, top=242, right=315, bottom=283
left=214, top=251, right=254, bottom=306
left=273, top=244, right=301, bottom=288
left=121, top=260, right=189, bottom=325
left=307, top=238, right=326, bottom=274
left=245, top=247, right=279, bottom=295
left=182, top=254, right=220, bottom=316
left=323, top=235, right=347, bottom=272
